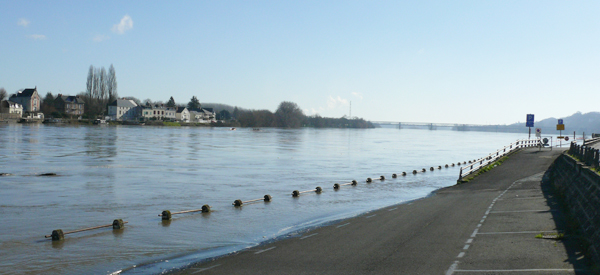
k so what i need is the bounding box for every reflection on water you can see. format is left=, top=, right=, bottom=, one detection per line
left=0, top=124, right=526, bottom=275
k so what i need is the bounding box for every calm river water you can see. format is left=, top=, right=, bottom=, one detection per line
left=0, top=125, right=527, bottom=274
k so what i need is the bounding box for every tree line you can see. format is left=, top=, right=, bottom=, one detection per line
left=230, top=101, right=374, bottom=128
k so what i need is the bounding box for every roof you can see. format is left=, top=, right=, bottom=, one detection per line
left=109, top=99, right=137, bottom=108
left=57, top=95, right=85, bottom=104
left=1, top=100, right=23, bottom=108
left=176, top=107, right=188, bottom=113
left=13, top=88, right=37, bottom=98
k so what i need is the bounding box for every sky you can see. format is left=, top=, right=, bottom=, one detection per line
left=1, top=1, right=599, bottom=125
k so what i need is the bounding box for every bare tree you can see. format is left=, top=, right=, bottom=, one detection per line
left=0, top=87, right=7, bottom=101
left=84, top=65, right=119, bottom=117
left=86, top=66, right=94, bottom=100
left=99, top=67, right=108, bottom=113
left=107, top=64, right=118, bottom=103
left=0, top=87, right=6, bottom=113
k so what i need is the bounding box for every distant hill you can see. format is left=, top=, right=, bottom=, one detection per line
left=508, top=111, right=600, bottom=135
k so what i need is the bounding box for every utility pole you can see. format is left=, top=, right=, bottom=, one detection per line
left=349, top=101, right=352, bottom=119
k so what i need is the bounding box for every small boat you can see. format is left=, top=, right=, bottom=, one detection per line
left=93, top=119, right=107, bottom=125
left=230, top=127, right=236, bottom=131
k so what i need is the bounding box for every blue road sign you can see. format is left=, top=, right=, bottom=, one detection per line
left=558, top=119, right=563, bottom=125
left=526, top=114, right=534, bottom=127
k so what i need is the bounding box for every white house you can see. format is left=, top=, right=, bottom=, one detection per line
left=189, top=108, right=216, bottom=123
left=1, top=100, right=23, bottom=117
left=176, top=107, right=190, bottom=122
left=140, top=104, right=177, bottom=121
left=108, top=99, right=139, bottom=120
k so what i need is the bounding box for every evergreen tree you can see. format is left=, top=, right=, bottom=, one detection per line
left=166, top=96, right=176, bottom=107
left=187, top=96, right=201, bottom=111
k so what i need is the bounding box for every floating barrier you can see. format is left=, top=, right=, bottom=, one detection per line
left=438, top=166, right=442, bottom=169
left=430, top=167, right=434, bottom=171
left=402, top=172, right=407, bottom=176
left=160, top=205, right=211, bottom=220
left=380, top=175, right=385, bottom=180
left=232, top=195, right=272, bottom=207
left=334, top=180, right=358, bottom=189
left=366, top=177, right=372, bottom=183
left=45, top=219, right=126, bottom=241
left=38, top=173, right=57, bottom=177
left=392, top=173, right=397, bottom=178
left=445, top=164, right=449, bottom=168
left=0, top=173, right=11, bottom=176
left=421, top=168, right=426, bottom=172
left=292, top=187, right=322, bottom=197
left=413, top=170, right=418, bottom=174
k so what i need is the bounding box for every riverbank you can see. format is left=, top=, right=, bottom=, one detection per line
left=168, top=147, right=592, bottom=274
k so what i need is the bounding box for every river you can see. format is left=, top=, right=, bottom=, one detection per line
left=0, top=124, right=526, bottom=274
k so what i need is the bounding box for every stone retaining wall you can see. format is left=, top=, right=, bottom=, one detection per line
left=548, top=153, right=600, bottom=265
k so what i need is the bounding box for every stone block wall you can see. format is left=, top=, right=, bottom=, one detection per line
left=549, top=154, right=600, bottom=265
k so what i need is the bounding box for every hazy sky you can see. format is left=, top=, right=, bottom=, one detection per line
left=2, top=1, right=599, bottom=124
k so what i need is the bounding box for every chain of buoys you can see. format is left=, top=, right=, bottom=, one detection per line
left=233, top=195, right=272, bottom=207
left=160, top=205, right=211, bottom=220
left=45, top=219, right=126, bottom=240
left=292, top=187, right=322, bottom=197
left=41, top=158, right=481, bottom=241
left=334, top=180, right=358, bottom=190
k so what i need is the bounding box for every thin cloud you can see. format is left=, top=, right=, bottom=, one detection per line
left=28, top=34, right=46, bottom=40
left=304, top=107, right=325, bottom=116
left=112, top=15, right=133, bottom=34
left=18, top=18, right=30, bottom=27
left=93, top=34, right=110, bottom=42
left=327, top=96, right=349, bottom=109
left=351, top=92, right=363, bottom=100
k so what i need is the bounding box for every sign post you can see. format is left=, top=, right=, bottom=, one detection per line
left=557, top=119, right=565, bottom=147
left=526, top=114, right=534, bottom=139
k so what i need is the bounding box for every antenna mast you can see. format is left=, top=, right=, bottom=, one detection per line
left=349, top=101, right=352, bottom=119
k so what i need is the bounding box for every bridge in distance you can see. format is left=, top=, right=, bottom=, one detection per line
left=371, top=121, right=525, bottom=132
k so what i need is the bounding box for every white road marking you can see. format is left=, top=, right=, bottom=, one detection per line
left=453, top=268, right=578, bottom=272
left=300, top=233, right=318, bottom=240
left=490, top=210, right=556, bottom=213
left=336, top=223, right=350, bottom=228
left=191, top=264, right=221, bottom=274
left=457, top=252, right=465, bottom=258
left=254, top=247, right=276, bottom=254
left=365, top=214, right=377, bottom=219
left=445, top=261, right=460, bottom=275
left=477, top=231, right=561, bottom=235
left=446, top=172, right=545, bottom=275
left=388, top=207, right=398, bottom=211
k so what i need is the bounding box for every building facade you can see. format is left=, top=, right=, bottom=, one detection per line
left=0, top=100, right=23, bottom=117
left=108, top=99, right=139, bottom=120
left=54, top=94, right=85, bottom=117
left=9, top=87, right=40, bottom=112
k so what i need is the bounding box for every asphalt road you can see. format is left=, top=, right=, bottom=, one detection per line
left=171, top=148, right=591, bottom=275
